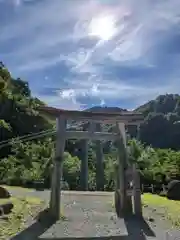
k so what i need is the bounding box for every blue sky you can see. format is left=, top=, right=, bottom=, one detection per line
left=0, top=0, right=180, bottom=110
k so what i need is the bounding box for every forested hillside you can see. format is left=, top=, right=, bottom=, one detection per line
left=138, top=94, right=180, bottom=150
left=1, top=63, right=180, bottom=190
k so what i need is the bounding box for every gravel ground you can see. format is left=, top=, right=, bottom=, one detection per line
left=8, top=189, right=180, bottom=240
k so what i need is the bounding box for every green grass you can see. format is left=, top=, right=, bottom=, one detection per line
left=0, top=196, right=45, bottom=240
left=0, top=185, right=66, bottom=239
left=142, top=193, right=180, bottom=227
left=0, top=185, right=34, bottom=192
left=112, top=193, right=180, bottom=227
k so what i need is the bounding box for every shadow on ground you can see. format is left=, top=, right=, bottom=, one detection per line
left=10, top=209, right=156, bottom=240
left=10, top=208, right=57, bottom=240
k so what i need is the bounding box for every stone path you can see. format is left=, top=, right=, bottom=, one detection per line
left=9, top=189, right=180, bottom=240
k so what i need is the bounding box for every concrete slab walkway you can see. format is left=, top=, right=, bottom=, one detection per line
left=9, top=190, right=180, bottom=240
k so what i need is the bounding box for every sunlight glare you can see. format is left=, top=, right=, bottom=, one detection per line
left=88, top=15, right=117, bottom=41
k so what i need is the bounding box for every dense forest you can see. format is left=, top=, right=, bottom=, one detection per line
left=0, top=62, right=180, bottom=190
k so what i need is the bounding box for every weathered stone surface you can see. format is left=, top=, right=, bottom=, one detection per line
left=5, top=190, right=180, bottom=239
left=0, top=186, right=11, bottom=199
left=62, top=181, right=69, bottom=190
left=167, top=180, right=180, bottom=200
left=0, top=202, right=13, bottom=215
left=159, top=191, right=167, bottom=197
left=114, top=190, right=121, bottom=218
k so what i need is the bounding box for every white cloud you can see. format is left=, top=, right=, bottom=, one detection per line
left=1, top=0, right=180, bottom=109
left=37, top=94, right=86, bottom=111
left=60, top=89, right=75, bottom=100
left=40, top=76, right=180, bottom=109
left=91, top=83, right=99, bottom=96
left=1, top=0, right=179, bottom=70
left=100, top=99, right=105, bottom=106
left=13, top=0, right=21, bottom=6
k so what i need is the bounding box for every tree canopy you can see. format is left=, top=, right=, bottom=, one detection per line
left=1, top=63, right=180, bottom=190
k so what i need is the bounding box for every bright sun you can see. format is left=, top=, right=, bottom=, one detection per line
left=88, top=15, right=117, bottom=41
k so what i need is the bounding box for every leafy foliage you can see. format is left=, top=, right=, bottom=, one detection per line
left=1, top=63, right=180, bottom=190
left=137, top=94, right=180, bottom=150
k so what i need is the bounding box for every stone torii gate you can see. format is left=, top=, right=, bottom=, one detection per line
left=39, top=107, right=143, bottom=220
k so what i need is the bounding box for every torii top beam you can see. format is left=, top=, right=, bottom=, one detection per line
left=38, top=106, right=143, bottom=125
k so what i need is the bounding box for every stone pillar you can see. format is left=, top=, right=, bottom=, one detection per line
left=116, top=122, right=133, bottom=217
left=95, top=123, right=104, bottom=191
left=49, top=116, right=66, bottom=219
left=136, top=124, right=141, bottom=141
left=80, top=123, right=89, bottom=191
left=80, top=139, right=88, bottom=191
left=132, top=164, right=142, bottom=217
